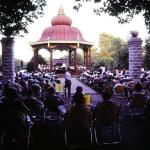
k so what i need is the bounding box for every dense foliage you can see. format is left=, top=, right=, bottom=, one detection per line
left=73, top=0, right=150, bottom=33
left=26, top=55, right=47, bottom=72
left=0, top=0, right=46, bottom=37
left=91, top=33, right=128, bottom=70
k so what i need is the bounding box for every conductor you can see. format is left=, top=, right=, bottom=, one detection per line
left=64, top=68, right=72, bottom=98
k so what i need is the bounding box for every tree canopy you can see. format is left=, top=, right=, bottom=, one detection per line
left=91, top=32, right=128, bottom=70
left=73, top=0, right=150, bottom=33
left=0, top=0, right=46, bottom=37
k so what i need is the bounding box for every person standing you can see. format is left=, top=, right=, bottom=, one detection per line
left=64, top=68, right=72, bottom=98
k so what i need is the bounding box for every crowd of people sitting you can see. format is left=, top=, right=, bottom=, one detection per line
left=79, top=69, right=150, bottom=97
left=79, top=69, right=150, bottom=118
left=0, top=71, right=64, bottom=149
left=0, top=69, right=150, bottom=149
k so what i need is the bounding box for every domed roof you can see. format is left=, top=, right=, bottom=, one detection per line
left=38, top=6, right=88, bottom=43
left=39, top=25, right=85, bottom=41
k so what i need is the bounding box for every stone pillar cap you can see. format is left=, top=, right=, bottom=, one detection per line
left=130, top=30, right=138, bottom=37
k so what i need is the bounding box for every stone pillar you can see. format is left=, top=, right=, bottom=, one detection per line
left=128, top=31, right=142, bottom=82
left=1, top=37, right=15, bottom=83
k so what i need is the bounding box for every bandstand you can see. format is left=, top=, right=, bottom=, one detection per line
left=30, top=6, right=93, bottom=74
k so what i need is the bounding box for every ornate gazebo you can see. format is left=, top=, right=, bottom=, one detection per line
left=30, top=6, right=93, bottom=74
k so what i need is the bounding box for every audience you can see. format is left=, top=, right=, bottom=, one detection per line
left=71, top=86, right=84, bottom=105
left=44, top=86, right=64, bottom=115
left=24, top=83, right=44, bottom=118
left=1, top=86, right=27, bottom=150
left=0, top=69, right=150, bottom=148
left=64, top=85, right=91, bottom=131
left=92, top=88, right=120, bottom=126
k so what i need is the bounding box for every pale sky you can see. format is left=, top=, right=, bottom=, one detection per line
left=1, top=0, right=149, bottom=62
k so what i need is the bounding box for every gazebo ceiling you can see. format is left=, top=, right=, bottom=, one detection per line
left=30, top=5, right=93, bottom=46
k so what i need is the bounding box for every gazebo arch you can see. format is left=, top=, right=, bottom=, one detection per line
left=30, top=5, right=93, bottom=74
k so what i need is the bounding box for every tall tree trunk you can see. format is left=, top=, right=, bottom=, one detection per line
left=1, top=37, right=15, bottom=84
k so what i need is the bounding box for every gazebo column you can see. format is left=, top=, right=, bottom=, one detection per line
left=33, top=48, right=39, bottom=71
left=83, top=49, right=86, bottom=66
left=50, top=49, right=53, bottom=71
left=85, top=49, right=88, bottom=68
left=87, top=47, right=91, bottom=68
left=69, top=49, right=72, bottom=66
left=74, top=48, right=78, bottom=75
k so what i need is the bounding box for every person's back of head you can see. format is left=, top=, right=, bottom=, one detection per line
left=4, top=87, right=18, bottom=100
left=119, top=80, right=123, bottom=84
left=31, top=83, right=41, bottom=98
left=47, top=86, right=55, bottom=95
left=76, top=86, right=83, bottom=93
left=102, top=88, right=113, bottom=101
left=74, top=92, right=84, bottom=106
left=135, top=82, right=143, bottom=91
left=67, top=67, right=71, bottom=71
left=31, top=83, right=41, bottom=92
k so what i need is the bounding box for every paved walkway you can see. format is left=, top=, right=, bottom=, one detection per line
left=59, top=77, right=102, bottom=105
left=60, top=77, right=97, bottom=94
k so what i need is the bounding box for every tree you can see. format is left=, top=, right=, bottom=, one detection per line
left=26, top=61, right=34, bottom=73
left=26, top=54, right=47, bottom=72
left=97, top=32, right=128, bottom=69
left=73, top=0, right=150, bottom=33
left=99, top=32, right=114, bottom=52
left=91, top=46, right=113, bottom=70
left=0, top=0, right=46, bottom=37
left=116, top=44, right=129, bottom=69
left=111, top=38, right=128, bottom=69
left=144, top=37, right=150, bottom=70
left=0, top=0, right=46, bottom=83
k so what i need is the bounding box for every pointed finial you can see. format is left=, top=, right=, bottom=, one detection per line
left=58, top=5, right=65, bottom=15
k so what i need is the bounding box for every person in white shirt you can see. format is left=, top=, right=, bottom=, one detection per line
left=64, top=69, right=72, bottom=98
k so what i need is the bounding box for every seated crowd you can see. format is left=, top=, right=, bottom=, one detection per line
left=0, top=69, right=150, bottom=149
